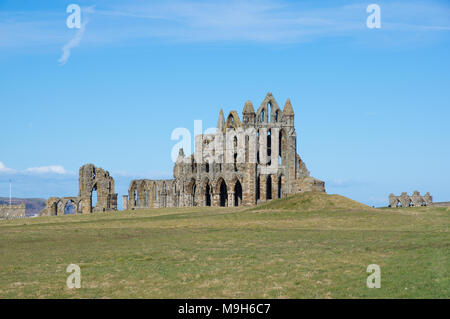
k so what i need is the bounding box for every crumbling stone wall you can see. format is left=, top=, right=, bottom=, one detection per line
left=40, top=164, right=118, bottom=216
left=0, top=204, right=26, bottom=219
left=388, top=191, right=432, bottom=207
left=127, top=93, right=325, bottom=210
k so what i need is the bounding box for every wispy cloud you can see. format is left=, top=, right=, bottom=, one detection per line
left=0, top=162, right=73, bottom=175
left=25, top=165, right=70, bottom=175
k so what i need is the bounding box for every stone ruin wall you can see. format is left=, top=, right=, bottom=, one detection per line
left=0, top=203, right=26, bottom=219
left=40, top=164, right=118, bottom=216
left=389, top=191, right=433, bottom=208
left=125, top=93, right=325, bottom=210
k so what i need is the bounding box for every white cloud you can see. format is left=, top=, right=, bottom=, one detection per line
left=0, top=162, right=16, bottom=173
left=25, top=165, right=69, bottom=174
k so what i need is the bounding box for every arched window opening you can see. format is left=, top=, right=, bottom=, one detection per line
left=278, top=176, right=283, bottom=199
left=267, top=129, right=272, bottom=165
left=205, top=162, right=209, bottom=173
left=260, top=109, right=265, bottom=122
left=219, top=180, right=228, bottom=207
left=234, top=180, right=242, bottom=206
left=279, top=129, right=283, bottom=165
left=234, top=153, right=238, bottom=172
left=91, top=186, right=98, bottom=212
left=64, top=200, right=76, bottom=215
left=266, top=175, right=272, bottom=200
left=205, top=183, right=211, bottom=206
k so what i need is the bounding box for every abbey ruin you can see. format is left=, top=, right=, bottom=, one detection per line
left=388, top=191, right=433, bottom=208
left=39, top=164, right=118, bottom=216
left=124, top=92, right=325, bottom=209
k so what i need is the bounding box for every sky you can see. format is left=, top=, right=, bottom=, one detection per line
left=0, top=0, right=449, bottom=208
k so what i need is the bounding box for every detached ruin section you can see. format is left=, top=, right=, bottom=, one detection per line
left=389, top=191, right=433, bottom=207
left=40, top=164, right=118, bottom=216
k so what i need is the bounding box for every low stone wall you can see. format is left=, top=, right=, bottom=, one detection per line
left=433, top=202, right=450, bottom=207
left=0, top=204, right=26, bottom=219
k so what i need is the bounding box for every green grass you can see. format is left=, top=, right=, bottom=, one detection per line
left=0, top=192, right=448, bottom=298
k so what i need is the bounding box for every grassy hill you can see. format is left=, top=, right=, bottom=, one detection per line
left=0, top=192, right=448, bottom=298
left=253, top=191, right=374, bottom=211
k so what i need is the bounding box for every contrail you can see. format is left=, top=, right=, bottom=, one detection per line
left=58, top=19, right=87, bottom=65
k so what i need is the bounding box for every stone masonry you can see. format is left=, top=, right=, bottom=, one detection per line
left=126, top=93, right=325, bottom=209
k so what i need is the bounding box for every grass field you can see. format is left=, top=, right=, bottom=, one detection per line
left=0, top=192, right=448, bottom=298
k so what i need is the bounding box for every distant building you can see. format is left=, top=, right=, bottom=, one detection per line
left=0, top=203, right=26, bottom=219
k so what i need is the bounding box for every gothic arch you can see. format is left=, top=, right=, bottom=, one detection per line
left=225, top=111, right=243, bottom=129
left=256, top=93, right=281, bottom=123
left=201, top=177, right=212, bottom=207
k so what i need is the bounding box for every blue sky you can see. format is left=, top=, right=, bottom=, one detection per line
left=0, top=0, right=449, bottom=207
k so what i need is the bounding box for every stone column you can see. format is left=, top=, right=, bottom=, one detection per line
left=272, top=174, right=278, bottom=200
left=228, top=191, right=234, bottom=207
left=260, top=174, right=267, bottom=201
left=123, top=195, right=128, bottom=210
left=212, top=194, right=219, bottom=207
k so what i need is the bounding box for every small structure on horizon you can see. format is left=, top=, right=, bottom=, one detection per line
left=388, top=191, right=433, bottom=207
left=0, top=203, right=26, bottom=219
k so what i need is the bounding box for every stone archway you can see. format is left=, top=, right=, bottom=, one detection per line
left=218, top=179, right=228, bottom=207
left=64, top=200, right=76, bottom=215
left=202, top=178, right=212, bottom=207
